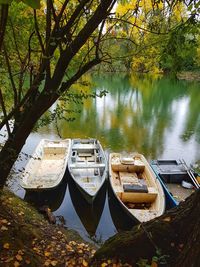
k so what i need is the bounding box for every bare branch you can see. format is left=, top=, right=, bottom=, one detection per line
left=3, top=45, right=18, bottom=106
left=34, top=10, right=45, bottom=54
left=0, top=4, right=8, bottom=52
left=58, top=58, right=101, bottom=95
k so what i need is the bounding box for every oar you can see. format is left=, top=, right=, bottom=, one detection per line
left=181, top=159, right=200, bottom=189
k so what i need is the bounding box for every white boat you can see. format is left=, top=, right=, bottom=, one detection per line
left=20, top=139, right=71, bottom=190
left=68, top=139, right=107, bottom=203
left=109, top=153, right=165, bottom=223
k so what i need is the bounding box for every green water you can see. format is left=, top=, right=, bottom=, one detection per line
left=39, top=72, right=200, bottom=163
left=10, top=72, right=200, bottom=244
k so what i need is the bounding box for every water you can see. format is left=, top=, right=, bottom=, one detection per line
left=7, top=73, right=200, bottom=244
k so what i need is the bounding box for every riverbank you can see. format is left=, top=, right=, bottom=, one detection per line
left=0, top=189, right=97, bottom=266
left=0, top=189, right=134, bottom=267
left=177, top=71, right=200, bottom=81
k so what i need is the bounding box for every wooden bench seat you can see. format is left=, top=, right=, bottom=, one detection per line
left=121, top=187, right=158, bottom=203
left=69, top=163, right=105, bottom=169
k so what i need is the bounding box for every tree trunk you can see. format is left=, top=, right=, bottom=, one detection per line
left=0, top=118, right=38, bottom=188
left=93, top=190, right=200, bottom=266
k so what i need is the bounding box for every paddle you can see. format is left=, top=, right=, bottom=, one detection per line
left=180, top=159, right=200, bottom=189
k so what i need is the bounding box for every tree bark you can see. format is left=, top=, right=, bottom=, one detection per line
left=93, top=190, right=200, bottom=266
left=0, top=5, right=9, bottom=52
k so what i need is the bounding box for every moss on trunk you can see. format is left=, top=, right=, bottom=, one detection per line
left=93, top=190, right=200, bottom=266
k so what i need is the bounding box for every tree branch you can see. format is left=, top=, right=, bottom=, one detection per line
left=0, top=89, right=11, bottom=136
left=3, top=45, right=18, bottom=106
left=0, top=4, right=8, bottom=52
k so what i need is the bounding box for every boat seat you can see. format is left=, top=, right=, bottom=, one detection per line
left=121, top=187, right=158, bottom=203
left=78, top=152, right=94, bottom=157
left=111, top=162, right=145, bottom=173
left=123, top=183, right=148, bottom=193
left=73, top=144, right=97, bottom=152
left=69, top=163, right=105, bottom=169
left=43, top=146, right=66, bottom=154
left=81, top=182, right=96, bottom=189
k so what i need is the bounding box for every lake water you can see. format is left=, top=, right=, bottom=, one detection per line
left=7, top=73, right=200, bottom=245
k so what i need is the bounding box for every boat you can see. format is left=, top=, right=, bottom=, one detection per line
left=68, top=139, right=107, bottom=203
left=24, top=178, right=67, bottom=211
left=68, top=178, right=106, bottom=237
left=151, top=159, right=199, bottom=209
left=109, top=153, right=165, bottom=223
left=20, top=139, right=71, bottom=190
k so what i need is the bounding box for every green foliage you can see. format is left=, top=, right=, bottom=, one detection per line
left=0, top=0, right=41, bottom=8
left=21, top=0, right=41, bottom=9
left=0, top=0, right=12, bottom=4
left=160, top=18, right=200, bottom=73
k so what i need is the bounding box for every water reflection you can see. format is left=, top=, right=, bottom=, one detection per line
left=24, top=177, right=67, bottom=212
left=68, top=175, right=106, bottom=237
left=56, top=73, right=200, bottom=163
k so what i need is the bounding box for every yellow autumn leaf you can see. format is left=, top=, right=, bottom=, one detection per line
left=1, top=225, right=8, bottom=231
left=14, top=261, right=20, bottom=267
left=25, top=259, right=31, bottom=264
left=44, top=251, right=51, bottom=257
left=163, top=217, right=171, bottom=222
left=16, top=254, right=23, bottom=261
left=82, top=259, right=88, bottom=266
left=1, top=219, right=8, bottom=224
left=44, top=259, right=51, bottom=266
left=50, top=260, right=58, bottom=266
left=18, top=250, right=24, bottom=255
left=151, top=261, right=158, bottom=267
left=3, top=243, right=10, bottom=249
left=101, top=263, right=108, bottom=267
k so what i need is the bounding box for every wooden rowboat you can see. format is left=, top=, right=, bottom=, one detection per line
left=68, top=139, right=107, bottom=203
left=20, top=139, right=71, bottom=190
left=109, top=153, right=165, bottom=223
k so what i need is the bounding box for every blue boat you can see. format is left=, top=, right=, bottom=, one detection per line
left=151, top=159, right=199, bottom=209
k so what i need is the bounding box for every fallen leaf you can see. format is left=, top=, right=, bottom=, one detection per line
left=151, top=261, right=158, bottom=267
left=44, top=251, right=51, bottom=257
left=5, top=257, right=14, bottom=263
left=3, top=243, right=10, bottom=249
left=51, top=260, right=58, bottom=266
left=1, top=219, right=8, bottom=224
left=82, top=259, right=88, bottom=266
left=14, top=261, right=20, bottom=267
left=25, top=259, right=31, bottom=264
left=16, top=254, right=23, bottom=261
left=44, top=260, right=51, bottom=266
left=163, top=217, right=171, bottom=222
left=1, top=225, right=8, bottom=231
left=18, top=250, right=24, bottom=255
left=101, top=263, right=108, bottom=267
